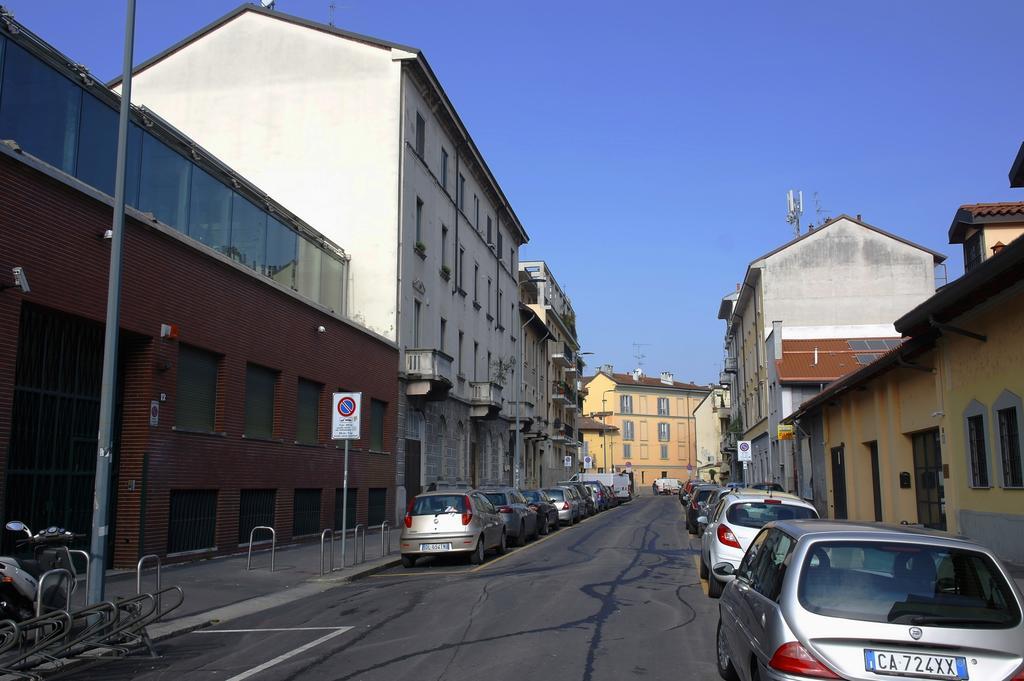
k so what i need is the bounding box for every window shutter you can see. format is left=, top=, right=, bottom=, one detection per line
left=297, top=379, right=320, bottom=444
left=176, top=345, right=218, bottom=431
left=245, top=364, right=277, bottom=439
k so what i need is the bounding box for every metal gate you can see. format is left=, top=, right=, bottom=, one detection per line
left=912, top=429, right=946, bottom=530
left=3, top=305, right=117, bottom=552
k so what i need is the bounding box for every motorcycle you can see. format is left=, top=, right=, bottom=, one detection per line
left=0, top=521, right=84, bottom=621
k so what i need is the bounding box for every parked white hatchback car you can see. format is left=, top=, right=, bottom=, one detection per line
left=700, top=490, right=818, bottom=597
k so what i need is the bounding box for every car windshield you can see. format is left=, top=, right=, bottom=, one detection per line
left=752, top=483, right=783, bottom=492
left=411, top=495, right=466, bottom=516
left=545, top=489, right=565, bottom=500
left=695, top=488, right=717, bottom=503
left=726, top=501, right=817, bottom=528
left=483, top=493, right=509, bottom=506
left=799, top=541, right=1021, bottom=628
left=522, top=490, right=545, bottom=503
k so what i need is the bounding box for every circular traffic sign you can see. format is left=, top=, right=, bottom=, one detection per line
left=337, top=397, right=357, bottom=417
left=738, top=441, right=750, bottom=453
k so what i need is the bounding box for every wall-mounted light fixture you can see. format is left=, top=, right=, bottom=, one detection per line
left=1, top=266, right=30, bottom=294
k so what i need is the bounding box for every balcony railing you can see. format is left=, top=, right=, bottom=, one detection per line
left=720, top=431, right=737, bottom=453
left=470, top=381, right=503, bottom=405
left=405, top=349, right=454, bottom=383
left=719, top=370, right=731, bottom=386
left=551, top=342, right=573, bottom=368
left=724, top=356, right=738, bottom=373
left=551, top=381, right=575, bottom=405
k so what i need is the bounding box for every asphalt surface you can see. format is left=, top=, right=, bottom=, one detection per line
left=61, top=496, right=721, bottom=681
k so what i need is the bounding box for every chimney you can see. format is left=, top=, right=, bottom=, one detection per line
left=631, top=368, right=643, bottom=382
left=991, top=241, right=1006, bottom=255
left=600, top=363, right=613, bottom=375
left=660, top=371, right=673, bottom=385
left=813, top=347, right=819, bottom=366
left=771, top=320, right=783, bottom=359
left=856, top=213, right=862, bottom=221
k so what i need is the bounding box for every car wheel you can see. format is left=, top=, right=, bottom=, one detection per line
left=401, top=554, right=416, bottom=568
left=538, top=516, right=548, bottom=536
left=515, top=522, right=527, bottom=546
left=469, top=537, right=486, bottom=564
left=716, top=619, right=739, bottom=681
left=708, top=573, right=724, bottom=599
left=497, top=530, right=507, bottom=555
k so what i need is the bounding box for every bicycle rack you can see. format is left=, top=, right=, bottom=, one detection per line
left=34, top=569, right=73, bottom=619
left=379, top=521, right=390, bottom=556
left=136, top=554, right=162, bottom=613
left=319, top=529, right=334, bottom=576
left=246, top=526, right=276, bottom=572
left=67, top=550, right=90, bottom=607
left=345, top=525, right=365, bottom=567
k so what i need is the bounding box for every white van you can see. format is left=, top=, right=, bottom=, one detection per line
left=654, top=478, right=682, bottom=495
left=570, top=473, right=632, bottom=502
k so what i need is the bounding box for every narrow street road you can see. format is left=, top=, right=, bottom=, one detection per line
left=65, top=496, right=721, bottom=681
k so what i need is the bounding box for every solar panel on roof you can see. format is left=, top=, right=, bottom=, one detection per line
left=849, top=340, right=870, bottom=351
left=855, top=354, right=878, bottom=365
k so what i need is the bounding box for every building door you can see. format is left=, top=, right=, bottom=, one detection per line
left=912, top=429, right=946, bottom=530
left=4, top=305, right=120, bottom=552
left=404, top=439, right=422, bottom=499
left=868, top=442, right=883, bottom=522
left=830, top=446, right=848, bottom=519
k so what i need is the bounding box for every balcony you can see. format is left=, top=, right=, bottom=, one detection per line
left=720, top=431, right=737, bottom=453
left=405, top=349, right=454, bottom=401
left=507, top=400, right=535, bottom=431
left=724, top=356, right=738, bottom=373
left=551, top=342, right=574, bottom=369
left=719, top=370, right=731, bottom=386
left=551, top=381, right=574, bottom=406
left=470, top=381, right=503, bottom=419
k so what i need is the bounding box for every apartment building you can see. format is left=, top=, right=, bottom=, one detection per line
left=120, top=6, right=529, bottom=519
left=518, top=262, right=583, bottom=486
left=0, top=15, right=398, bottom=565
left=583, top=369, right=708, bottom=486
left=718, top=214, right=944, bottom=486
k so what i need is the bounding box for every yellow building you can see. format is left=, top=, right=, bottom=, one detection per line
left=582, top=369, right=709, bottom=487
left=787, top=207, right=1024, bottom=561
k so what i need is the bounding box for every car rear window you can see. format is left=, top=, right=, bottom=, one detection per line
left=798, top=541, right=1021, bottom=628
left=484, top=493, right=509, bottom=506
left=522, top=490, right=544, bottom=503
left=726, top=501, right=817, bottom=528
left=411, top=495, right=466, bottom=516
left=545, top=489, right=565, bottom=500
left=695, top=488, right=717, bottom=503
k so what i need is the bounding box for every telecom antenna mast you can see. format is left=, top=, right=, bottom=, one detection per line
left=632, top=342, right=650, bottom=370
left=786, top=190, right=803, bottom=237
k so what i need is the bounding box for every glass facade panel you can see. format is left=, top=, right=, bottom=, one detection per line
left=138, top=132, right=191, bottom=231
left=266, top=216, right=297, bottom=288
left=319, top=252, right=344, bottom=314
left=295, top=237, right=322, bottom=302
left=229, top=193, right=267, bottom=272
left=0, top=41, right=81, bottom=173
left=75, top=93, right=143, bottom=202
left=187, top=166, right=232, bottom=252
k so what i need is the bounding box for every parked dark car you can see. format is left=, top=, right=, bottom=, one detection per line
left=559, top=481, right=596, bottom=516
left=686, top=484, right=721, bottom=535
left=582, top=481, right=610, bottom=511
left=521, top=489, right=559, bottom=534
left=480, top=487, right=539, bottom=546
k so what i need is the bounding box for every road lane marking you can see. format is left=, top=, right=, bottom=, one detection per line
left=195, top=627, right=351, bottom=633
left=220, top=626, right=353, bottom=681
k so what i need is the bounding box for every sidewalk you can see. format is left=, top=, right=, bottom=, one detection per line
left=83, top=528, right=403, bottom=641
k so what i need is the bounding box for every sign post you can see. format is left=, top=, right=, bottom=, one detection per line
left=737, top=440, right=752, bottom=485
left=332, top=392, right=361, bottom=568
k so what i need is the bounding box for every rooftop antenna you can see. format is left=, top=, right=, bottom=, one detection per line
left=632, top=342, right=650, bottom=370
left=786, top=190, right=803, bottom=238
left=260, top=0, right=276, bottom=10
left=812, top=191, right=830, bottom=226
left=329, top=2, right=336, bottom=26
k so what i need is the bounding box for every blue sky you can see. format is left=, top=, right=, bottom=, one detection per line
left=6, top=0, right=1023, bottom=384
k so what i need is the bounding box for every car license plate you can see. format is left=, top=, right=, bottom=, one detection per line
left=865, top=649, right=967, bottom=679
left=419, top=543, right=452, bottom=552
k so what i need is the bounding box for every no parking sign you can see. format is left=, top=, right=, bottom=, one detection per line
left=331, top=392, right=361, bottom=440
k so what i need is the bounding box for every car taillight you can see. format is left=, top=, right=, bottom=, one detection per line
left=717, top=523, right=741, bottom=549
left=1011, top=665, right=1024, bottom=681
left=404, top=497, right=415, bottom=528
left=768, top=642, right=839, bottom=679
left=498, top=506, right=513, bottom=513
left=562, top=502, right=570, bottom=510
left=461, top=495, right=473, bottom=526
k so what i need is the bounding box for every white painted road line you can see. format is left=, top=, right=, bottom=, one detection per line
left=218, top=626, right=353, bottom=681
left=195, top=627, right=351, bottom=634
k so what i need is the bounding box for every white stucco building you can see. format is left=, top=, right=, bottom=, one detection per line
left=120, top=6, right=530, bottom=519
left=718, top=215, right=945, bottom=485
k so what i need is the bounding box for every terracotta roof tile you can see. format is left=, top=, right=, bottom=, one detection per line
left=583, top=373, right=709, bottom=391
left=958, top=202, right=1024, bottom=218
left=775, top=338, right=903, bottom=382
left=950, top=202, right=1024, bottom=243
left=577, top=416, right=618, bottom=432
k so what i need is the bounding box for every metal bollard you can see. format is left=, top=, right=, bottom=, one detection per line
left=320, top=529, right=334, bottom=576
left=246, top=526, right=276, bottom=572
left=137, top=554, right=162, bottom=613
left=380, top=521, right=390, bottom=556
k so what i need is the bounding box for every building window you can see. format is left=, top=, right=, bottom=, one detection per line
left=474, top=341, right=479, bottom=381
left=414, top=112, right=425, bottom=157
left=413, top=300, right=421, bottom=346
left=497, top=232, right=503, bottom=261
left=487, top=351, right=492, bottom=380
left=487, top=279, right=492, bottom=316
left=640, top=444, right=649, bottom=459
left=497, top=289, right=503, bottom=327
left=964, top=402, right=989, bottom=488
left=486, top=217, right=492, bottom=246
left=244, top=363, right=277, bottom=439
left=441, top=225, right=448, bottom=268
left=176, top=344, right=218, bottom=432
left=441, top=147, right=449, bottom=191
left=440, top=318, right=447, bottom=352
left=620, top=395, right=633, bottom=414
left=458, top=247, right=465, bottom=289
left=623, top=444, right=632, bottom=459
left=370, top=399, right=387, bottom=452
left=415, top=197, right=423, bottom=244
left=964, top=231, right=983, bottom=272
left=623, top=421, right=634, bottom=441
left=658, top=423, right=670, bottom=441
left=657, top=397, right=669, bottom=416
left=997, top=402, right=1023, bottom=488
left=473, top=264, right=479, bottom=302
left=296, top=379, right=320, bottom=445
left=458, top=173, right=465, bottom=210
left=474, top=194, right=479, bottom=227
left=458, top=331, right=464, bottom=376
left=660, top=445, right=668, bottom=460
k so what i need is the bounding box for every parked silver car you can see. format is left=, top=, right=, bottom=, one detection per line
left=480, top=487, right=539, bottom=546
left=544, top=487, right=580, bottom=525
left=399, top=490, right=506, bottom=567
left=715, top=520, right=1024, bottom=681
left=559, top=481, right=596, bottom=516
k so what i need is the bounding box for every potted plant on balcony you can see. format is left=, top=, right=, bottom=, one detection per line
left=414, top=241, right=427, bottom=257
left=489, top=356, right=515, bottom=387
left=440, top=264, right=451, bottom=280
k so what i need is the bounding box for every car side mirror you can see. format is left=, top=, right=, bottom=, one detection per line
left=697, top=515, right=707, bottom=525
left=712, top=562, right=735, bottom=577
